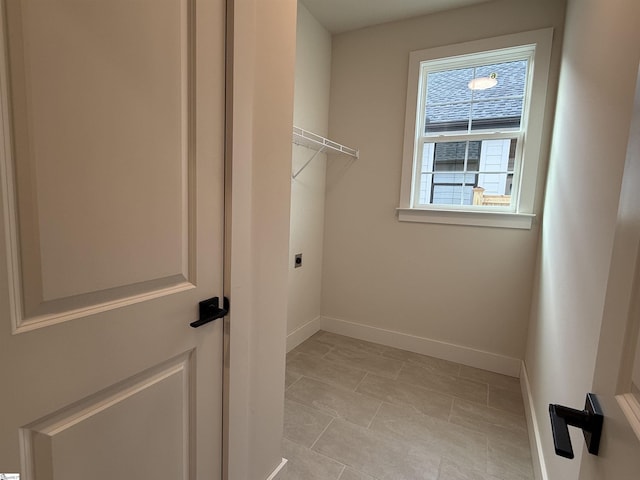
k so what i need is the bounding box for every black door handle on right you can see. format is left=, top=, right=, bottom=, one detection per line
left=549, top=393, right=603, bottom=459
left=190, top=296, right=229, bottom=328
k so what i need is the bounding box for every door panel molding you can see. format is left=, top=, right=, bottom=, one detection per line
left=0, top=5, right=21, bottom=334
left=19, top=350, right=194, bottom=480
left=0, top=0, right=199, bottom=334
left=14, top=279, right=196, bottom=333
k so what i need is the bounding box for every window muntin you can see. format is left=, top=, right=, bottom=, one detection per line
left=412, top=48, right=534, bottom=210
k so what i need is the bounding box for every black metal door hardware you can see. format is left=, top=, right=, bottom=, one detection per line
left=549, top=393, right=603, bottom=459
left=190, top=297, right=229, bottom=328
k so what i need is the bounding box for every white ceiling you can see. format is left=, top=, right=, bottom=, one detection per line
left=300, top=0, right=495, bottom=34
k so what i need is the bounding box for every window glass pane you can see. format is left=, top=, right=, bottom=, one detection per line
left=418, top=173, right=433, bottom=204
left=434, top=142, right=465, bottom=172
left=420, top=144, right=433, bottom=171
left=425, top=67, right=473, bottom=104
left=475, top=138, right=516, bottom=207
left=470, top=98, right=524, bottom=131
left=432, top=141, right=480, bottom=171
left=472, top=60, right=528, bottom=100
left=434, top=172, right=475, bottom=184
left=432, top=185, right=474, bottom=206
left=424, top=67, right=473, bottom=134
left=425, top=103, right=470, bottom=134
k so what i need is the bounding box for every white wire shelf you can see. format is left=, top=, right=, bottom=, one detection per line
left=292, top=126, right=359, bottom=158
left=291, top=126, right=359, bottom=179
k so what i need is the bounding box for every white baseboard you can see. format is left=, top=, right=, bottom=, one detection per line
left=520, top=362, right=548, bottom=480
left=286, top=316, right=322, bottom=352
left=264, top=458, right=288, bottom=480
left=320, top=315, right=522, bottom=377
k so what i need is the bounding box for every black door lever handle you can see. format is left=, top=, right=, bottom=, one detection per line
left=549, top=393, right=603, bottom=459
left=190, top=296, right=229, bottom=328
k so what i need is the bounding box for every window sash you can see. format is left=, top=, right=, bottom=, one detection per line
left=411, top=133, right=523, bottom=210
left=418, top=54, right=533, bottom=137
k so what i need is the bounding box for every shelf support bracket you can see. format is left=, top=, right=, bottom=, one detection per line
left=292, top=145, right=326, bottom=179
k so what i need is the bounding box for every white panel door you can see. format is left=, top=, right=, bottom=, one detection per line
left=575, top=66, right=640, bottom=480
left=0, top=0, right=225, bottom=478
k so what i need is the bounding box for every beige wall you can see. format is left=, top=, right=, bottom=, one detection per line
left=287, top=4, right=332, bottom=337
left=226, top=0, right=296, bottom=479
left=322, top=0, right=565, bottom=361
left=525, top=0, right=640, bottom=478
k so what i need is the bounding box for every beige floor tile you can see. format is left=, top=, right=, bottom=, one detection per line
left=449, top=398, right=528, bottom=443
left=286, top=377, right=382, bottom=427
left=286, top=370, right=302, bottom=390
left=369, top=403, right=487, bottom=471
left=398, top=364, right=488, bottom=404
left=355, top=374, right=453, bottom=420
left=339, top=467, right=376, bottom=480
left=382, top=347, right=461, bottom=377
left=313, top=419, right=441, bottom=480
left=488, top=385, right=524, bottom=415
left=291, top=338, right=334, bottom=357
left=324, top=346, right=404, bottom=379
left=282, top=437, right=344, bottom=480
left=487, top=434, right=534, bottom=480
left=287, top=352, right=367, bottom=390
left=485, top=463, right=533, bottom=480
left=459, top=366, right=521, bottom=392
left=312, top=331, right=388, bottom=355
left=438, top=459, right=503, bottom=480
left=284, top=333, right=534, bottom=480
left=451, top=416, right=530, bottom=453
left=284, top=399, right=334, bottom=448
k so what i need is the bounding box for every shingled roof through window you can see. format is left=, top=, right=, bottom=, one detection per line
left=424, top=60, right=527, bottom=132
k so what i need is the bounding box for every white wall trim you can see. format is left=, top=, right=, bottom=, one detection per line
left=287, top=316, right=322, bottom=352
left=521, top=362, right=549, bottom=480
left=397, top=208, right=535, bottom=229
left=264, top=458, right=288, bottom=480
left=320, top=315, right=521, bottom=377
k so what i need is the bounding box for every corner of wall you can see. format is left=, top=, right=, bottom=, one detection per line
left=287, top=3, right=333, bottom=337
left=286, top=315, right=323, bottom=352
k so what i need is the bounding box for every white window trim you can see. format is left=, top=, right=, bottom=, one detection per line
left=398, top=28, right=554, bottom=229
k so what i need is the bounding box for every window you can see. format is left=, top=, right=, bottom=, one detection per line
left=398, top=29, right=553, bottom=229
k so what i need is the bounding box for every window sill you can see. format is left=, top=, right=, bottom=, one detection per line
left=396, top=207, right=535, bottom=229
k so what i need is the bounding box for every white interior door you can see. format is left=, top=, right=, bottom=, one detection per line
left=0, top=1, right=225, bottom=478
left=576, top=66, right=640, bottom=480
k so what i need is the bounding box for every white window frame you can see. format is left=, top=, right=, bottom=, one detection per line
left=398, top=28, right=554, bottom=229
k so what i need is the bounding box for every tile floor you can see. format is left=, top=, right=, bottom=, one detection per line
left=282, top=331, right=533, bottom=480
